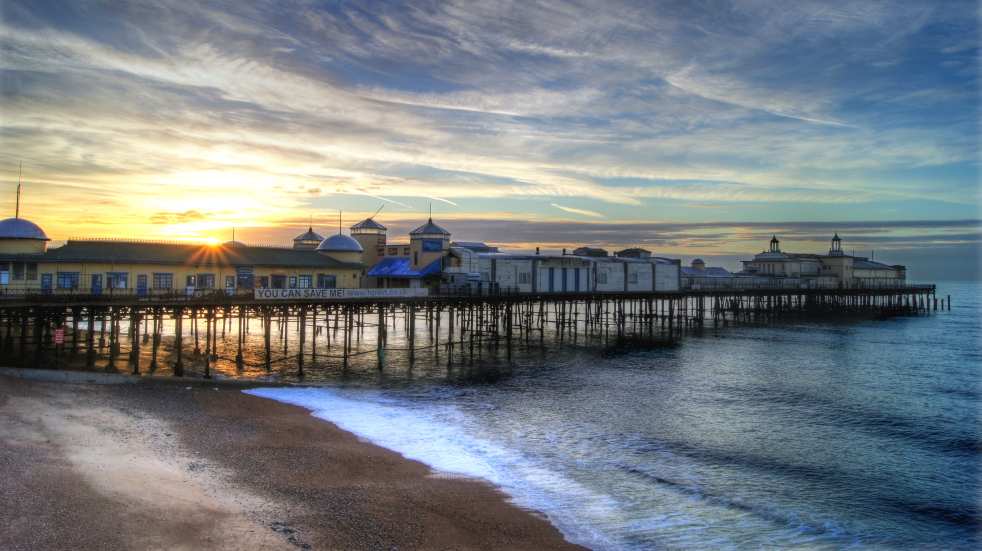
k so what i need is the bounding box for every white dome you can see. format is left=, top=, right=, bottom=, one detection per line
left=316, top=233, right=363, bottom=253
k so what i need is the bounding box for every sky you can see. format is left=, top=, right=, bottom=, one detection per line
left=0, top=0, right=979, bottom=279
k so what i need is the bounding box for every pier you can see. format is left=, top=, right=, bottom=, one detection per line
left=0, top=285, right=941, bottom=379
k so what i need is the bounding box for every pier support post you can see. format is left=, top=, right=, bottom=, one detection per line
left=130, top=309, right=141, bottom=375
left=174, top=308, right=185, bottom=377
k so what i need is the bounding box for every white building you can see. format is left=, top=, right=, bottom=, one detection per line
left=478, top=249, right=680, bottom=293
left=741, top=235, right=906, bottom=288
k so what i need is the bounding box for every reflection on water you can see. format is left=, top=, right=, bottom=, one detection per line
left=25, top=283, right=981, bottom=549
left=248, top=283, right=980, bottom=550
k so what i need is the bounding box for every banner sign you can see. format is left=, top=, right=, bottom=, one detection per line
left=254, top=288, right=429, bottom=300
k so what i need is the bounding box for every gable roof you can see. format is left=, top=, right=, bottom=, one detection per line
left=40, top=240, right=363, bottom=269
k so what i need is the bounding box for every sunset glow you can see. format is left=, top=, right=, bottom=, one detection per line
left=0, top=1, right=978, bottom=279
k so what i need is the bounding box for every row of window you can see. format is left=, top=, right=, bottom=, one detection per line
left=45, top=272, right=340, bottom=291
left=0, top=262, right=38, bottom=284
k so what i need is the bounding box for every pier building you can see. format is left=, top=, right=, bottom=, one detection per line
left=0, top=213, right=364, bottom=295
left=741, top=235, right=906, bottom=288
left=476, top=249, right=680, bottom=293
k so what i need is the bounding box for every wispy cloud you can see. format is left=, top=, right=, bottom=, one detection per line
left=0, top=0, right=976, bottom=257
left=551, top=203, right=604, bottom=218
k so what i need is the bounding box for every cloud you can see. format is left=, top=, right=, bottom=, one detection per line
left=550, top=203, right=604, bottom=218
left=149, top=210, right=208, bottom=224
left=0, top=0, right=976, bottom=244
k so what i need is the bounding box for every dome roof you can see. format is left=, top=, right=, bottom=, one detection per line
left=410, top=218, right=450, bottom=236
left=0, top=217, right=49, bottom=240
left=351, top=218, right=386, bottom=231
left=294, top=227, right=324, bottom=242
left=316, top=233, right=364, bottom=253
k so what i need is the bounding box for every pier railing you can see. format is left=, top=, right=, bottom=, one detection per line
left=0, top=282, right=937, bottom=304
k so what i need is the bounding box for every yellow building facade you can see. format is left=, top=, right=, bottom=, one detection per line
left=0, top=219, right=364, bottom=296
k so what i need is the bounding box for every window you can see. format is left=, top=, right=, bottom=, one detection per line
left=197, top=273, right=215, bottom=289
left=298, top=275, right=312, bottom=289
left=413, top=252, right=419, bottom=265
left=26, top=263, right=37, bottom=280
left=186, top=275, right=196, bottom=288
left=598, top=271, right=608, bottom=285
left=225, top=275, right=235, bottom=289
left=0, top=271, right=8, bottom=285
left=258, top=276, right=270, bottom=289
left=629, top=272, right=639, bottom=284
left=288, top=276, right=297, bottom=289
left=56, top=272, right=80, bottom=290
left=106, top=272, right=128, bottom=289
left=271, top=275, right=286, bottom=289
left=518, top=272, right=530, bottom=284
left=153, top=273, right=173, bottom=289
left=12, top=263, right=23, bottom=281
left=236, top=266, right=254, bottom=289
left=317, top=274, right=336, bottom=288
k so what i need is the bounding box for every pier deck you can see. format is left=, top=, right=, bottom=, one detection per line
left=0, top=285, right=943, bottom=379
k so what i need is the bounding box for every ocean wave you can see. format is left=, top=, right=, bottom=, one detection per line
left=245, top=386, right=623, bottom=550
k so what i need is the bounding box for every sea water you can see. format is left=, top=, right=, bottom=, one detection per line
left=247, top=282, right=981, bottom=549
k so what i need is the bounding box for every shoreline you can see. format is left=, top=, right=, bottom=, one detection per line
left=0, top=375, right=583, bottom=550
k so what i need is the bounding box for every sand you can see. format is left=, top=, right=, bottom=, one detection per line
left=0, top=376, right=583, bottom=550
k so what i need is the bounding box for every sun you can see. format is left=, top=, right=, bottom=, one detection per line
left=204, top=236, right=220, bottom=246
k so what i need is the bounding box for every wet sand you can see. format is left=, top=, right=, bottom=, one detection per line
left=0, top=376, right=582, bottom=550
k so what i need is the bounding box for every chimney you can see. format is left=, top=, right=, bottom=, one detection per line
left=535, top=247, right=540, bottom=255
left=562, top=248, right=566, bottom=255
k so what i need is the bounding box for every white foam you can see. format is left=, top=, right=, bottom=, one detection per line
left=245, top=386, right=619, bottom=549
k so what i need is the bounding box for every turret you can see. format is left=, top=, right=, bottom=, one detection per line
left=691, top=258, right=706, bottom=271
left=293, top=226, right=324, bottom=250
left=0, top=218, right=48, bottom=254
left=316, top=231, right=364, bottom=266
left=0, top=173, right=48, bottom=254
left=829, top=233, right=843, bottom=256
left=351, top=217, right=386, bottom=267
left=769, top=235, right=780, bottom=253
left=409, top=217, right=450, bottom=270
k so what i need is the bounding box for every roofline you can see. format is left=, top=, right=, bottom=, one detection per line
left=28, top=256, right=364, bottom=269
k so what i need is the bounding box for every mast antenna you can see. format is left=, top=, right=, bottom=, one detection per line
left=338, top=210, right=342, bottom=234
left=16, top=161, right=21, bottom=219
left=371, top=203, right=384, bottom=220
